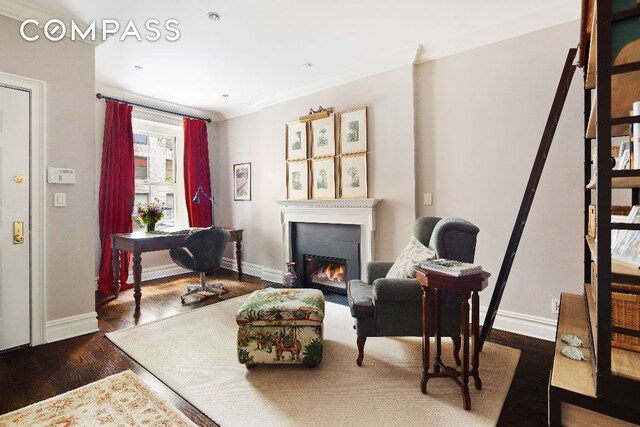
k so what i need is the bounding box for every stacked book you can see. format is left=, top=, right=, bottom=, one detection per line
left=420, top=259, right=483, bottom=277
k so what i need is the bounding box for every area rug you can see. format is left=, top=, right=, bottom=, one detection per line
left=107, top=295, right=520, bottom=426
left=0, top=370, right=195, bottom=426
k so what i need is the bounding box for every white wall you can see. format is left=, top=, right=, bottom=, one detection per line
left=217, top=65, right=416, bottom=273
left=414, top=20, right=584, bottom=321
left=0, top=15, right=96, bottom=321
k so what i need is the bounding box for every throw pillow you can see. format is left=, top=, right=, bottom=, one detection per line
left=385, top=236, right=436, bottom=279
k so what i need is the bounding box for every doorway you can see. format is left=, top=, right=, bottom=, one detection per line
left=0, top=72, right=46, bottom=349
left=0, top=85, right=30, bottom=351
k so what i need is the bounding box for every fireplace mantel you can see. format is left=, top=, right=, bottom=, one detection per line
left=277, top=199, right=381, bottom=271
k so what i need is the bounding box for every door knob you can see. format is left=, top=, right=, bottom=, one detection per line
left=13, top=221, right=24, bottom=244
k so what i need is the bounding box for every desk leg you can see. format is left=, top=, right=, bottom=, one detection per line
left=434, top=288, right=442, bottom=373
left=421, top=284, right=430, bottom=394
left=235, top=240, right=243, bottom=281
left=132, top=253, right=142, bottom=308
left=111, top=248, right=121, bottom=297
left=472, top=290, right=482, bottom=390
left=461, top=292, right=471, bottom=411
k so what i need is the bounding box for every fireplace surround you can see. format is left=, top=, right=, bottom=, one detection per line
left=277, top=199, right=380, bottom=292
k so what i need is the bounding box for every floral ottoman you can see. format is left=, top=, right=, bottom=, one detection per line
left=236, top=288, right=325, bottom=367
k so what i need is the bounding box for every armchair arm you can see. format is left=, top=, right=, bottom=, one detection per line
left=364, top=261, right=394, bottom=283
left=372, top=278, right=422, bottom=302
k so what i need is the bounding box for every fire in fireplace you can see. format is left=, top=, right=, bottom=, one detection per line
left=304, top=255, right=347, bottom=293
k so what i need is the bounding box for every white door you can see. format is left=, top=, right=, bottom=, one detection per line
left=0, top=85, right=30, bottom=351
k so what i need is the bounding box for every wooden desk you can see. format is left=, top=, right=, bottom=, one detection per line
left=111, top=228, right=244, bottom=308
left=415, top=267, right=490, bottom=411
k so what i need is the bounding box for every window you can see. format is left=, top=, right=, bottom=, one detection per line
left=132, top=130, right=178, bottom=231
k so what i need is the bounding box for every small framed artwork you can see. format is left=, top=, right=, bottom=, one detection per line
left=311, top=157, right=336, bottom=199
left=311, top=114, right=336, bottom=158
left=339, top=106, right=367, bottom=155
left=233, top=162, right=251, bottom=201
left=286, top=160, right=309, bottom=200
left=286, top=120, right=308, bottom=161
left=339, top=153, right=367, bottom=199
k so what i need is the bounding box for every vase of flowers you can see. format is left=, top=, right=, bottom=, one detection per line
left=136, top=199, right=165, bottom=232
left=283, top=262, right=298, bottom=288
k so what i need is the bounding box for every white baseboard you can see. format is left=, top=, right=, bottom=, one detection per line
left=480, top=306, right=556, bottom=341
left=46, top=312, right=99, bottom=343
left=221, top=257, right=283, bottom=283
left=126, top=264, right=191, bottom=283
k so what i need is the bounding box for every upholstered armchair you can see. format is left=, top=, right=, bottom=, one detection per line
left=347, top=217, right=479, bottom=366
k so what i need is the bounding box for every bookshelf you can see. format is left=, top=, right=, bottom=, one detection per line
left=548, top=1, right=640, bottom=425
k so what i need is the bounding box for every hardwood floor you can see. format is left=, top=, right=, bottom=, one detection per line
left=0, top=270, right=554, bottom=426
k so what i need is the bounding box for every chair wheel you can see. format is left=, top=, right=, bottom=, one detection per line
left=181, top=298, right=185, bottom=304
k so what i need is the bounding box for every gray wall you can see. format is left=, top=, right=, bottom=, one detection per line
left=217, top=65, right=416, bottom=269
left=0, top=15, right=96, bottom=321
left=414, top=20, right=584, bottom=319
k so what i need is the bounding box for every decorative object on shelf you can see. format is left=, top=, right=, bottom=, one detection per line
left=311, top=114, right=336, bottom=158
left=286, top=160, right=309, bottom=200
left=339, top=106, right=367, bottom=154
left=233, top=162, right=251, bottom=201
left=136, top=198, right=165, bottom=232
left=192, top=186, right=216, bottom=226
left=300, top=106, right=332, bottom=123
left=286, top=120, right=308, bottom=161
left=612, top=205, right=640, bottom=267
left=559, top=345, right=586, bottom=361
left=311, top=157, right=336, bottom=200
left=282, top=262, right=299, bottom=288
left=339, top=153, right=367, bottom=199
left=561, top=333, right=584, bottom=347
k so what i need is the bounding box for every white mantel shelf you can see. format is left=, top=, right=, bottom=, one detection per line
left=277, top=198, right=381, bottom=269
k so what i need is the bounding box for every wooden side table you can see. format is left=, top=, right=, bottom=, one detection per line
left=415, top=267, right=490, bottom=410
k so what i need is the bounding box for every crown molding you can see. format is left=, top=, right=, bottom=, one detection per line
left=218, top=46, right=417, bottom=121
left=0, top=0, right=104, bottom=46
left=413, top=4, right=578, bottom=65
left=95, top=83, right=222, bottom=123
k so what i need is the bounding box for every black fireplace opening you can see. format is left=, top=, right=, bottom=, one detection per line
left=304, top=255, right=347, bottom=293
left=291, top=222, right=360, bottom=296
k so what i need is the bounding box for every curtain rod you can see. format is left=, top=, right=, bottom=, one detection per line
left=96, top=93, right=212, bottom=123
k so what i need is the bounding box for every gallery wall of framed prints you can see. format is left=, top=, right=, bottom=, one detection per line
left=285, top=106, right=368, bottom=200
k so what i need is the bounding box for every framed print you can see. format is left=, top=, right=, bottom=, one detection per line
left=339, top=153, right=368, bottom=199
left=233, top=162, right=251, bottom=201
left=311, top=114, right=336, bottom=158
left=339, top=107, right=367, bottom=154
left=311, top=157, right=336, bottom=199
left=286, top=160, right=309, bottom=200
left=286, top=120, right=308, bottom=161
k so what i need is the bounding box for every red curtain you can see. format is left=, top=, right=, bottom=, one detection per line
left=183, top=118, right=212, bottom=227
left=97, top=101, right=135, bottom=294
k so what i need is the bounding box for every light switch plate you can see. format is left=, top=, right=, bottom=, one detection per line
left=424, top=193, right=433, bottom=206
left=54, top=193, right=66, bottom=207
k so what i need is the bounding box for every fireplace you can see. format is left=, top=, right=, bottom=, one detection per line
left=305, top=255, right=347, bottom=293
left=291, top=222, right=360, bottom=295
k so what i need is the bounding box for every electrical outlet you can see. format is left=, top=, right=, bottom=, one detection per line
left=552, top=298, right=560, bottom=314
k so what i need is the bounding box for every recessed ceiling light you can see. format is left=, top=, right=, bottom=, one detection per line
left=303, top=62, right=313, bottom=68
left=134, top=65, right=143, bottom=70
left=208, top=12, right=221, bottom=21
left=222, top=94, right=229, bottom=98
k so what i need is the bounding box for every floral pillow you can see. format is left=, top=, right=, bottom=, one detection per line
left=385, top=236, right=436, bottom=279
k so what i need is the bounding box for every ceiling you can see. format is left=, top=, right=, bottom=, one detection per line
left=17, top=0, right=580, bottom=119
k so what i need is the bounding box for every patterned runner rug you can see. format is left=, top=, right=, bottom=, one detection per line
left=0, top=371, right=195, bottom=426
left=106, top=295, right=520, bottom=426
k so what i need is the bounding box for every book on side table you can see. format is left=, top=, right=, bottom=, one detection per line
left=420, top=259, right=483, bottom=277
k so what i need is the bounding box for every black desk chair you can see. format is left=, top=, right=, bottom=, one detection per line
left=169, top=227, right=230, bottom=304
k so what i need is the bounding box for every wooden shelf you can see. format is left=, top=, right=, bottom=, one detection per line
left=585, top=35, right=640, bottom=139
left=586, top=175, right=640, bottom=189
left=585, top=235, right=640, bottom=277
left=585, top=283, right=640, bottom=382
left=550, top=293, right=596, bottom=397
